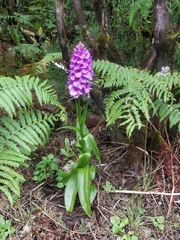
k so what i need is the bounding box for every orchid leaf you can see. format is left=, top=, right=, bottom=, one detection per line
left=90, top=165, right=96, bottom=180
left=76, top=99, right=88, bottom=127
left=84, top=133, right=101, bottom=162
left=90, top=183, right=97, bottom=203
left=59, top=126, right=80, bottom=133
left=77, top=152, right=91, bottom=168
left=64, top=172, right=78, bottom=212
left=78, top=167, right=91, bottom=217
left=80, top=104, right=88, bottom=126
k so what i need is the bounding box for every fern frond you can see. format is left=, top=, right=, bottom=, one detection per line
left=144, top=74, right=178, bottom=102
left=0, top=75, right=67, bottom=122
left=0, top=149, right=29, bottom=167
left=0, top=186, right=14, bottom=206
left=0, top=109, right=55, bottom=154
left=0, top=165, right=26, bottom=206
left=93, top=60, right=180, bottom=136
left=0, top=74, right=67, bottom=206
left=129, top=0, right=153, bottom=26
left=154, top=100, right=180, bottom=130
left=0, top=109, right=55, bottom=206
left=42, top=52, right=62, bottom=63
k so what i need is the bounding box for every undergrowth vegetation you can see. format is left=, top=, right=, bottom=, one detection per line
left=0, top=59, right=179, bottom=214
left=0, top=75, right=66, bottom=206
left=0, top=0, right=180, bottom=239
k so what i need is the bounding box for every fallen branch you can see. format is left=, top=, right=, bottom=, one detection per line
left=107, top=189, right=180, bottom=196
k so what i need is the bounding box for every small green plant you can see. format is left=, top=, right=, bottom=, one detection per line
left=149, top=216, right=165, bottom=231
left=102, top=181, right=116, bottom=191
left=0, top=214, right=15, bottom=240
left=32, top=154, right=59, bottom=182
left=120, top=232, right=138, bottom=240
left=111, top=216, right=138, bottom=239
left=122, top=197, right=145, bottom=230
left=110, top=197, right=145, bottom=239
left=174, top=222, right=179, bottom=229
left=60, top=138, right=75, bottom=160
left=111, top=215, right=129, bottom=234
left=32, top=154, right=67, bottom=188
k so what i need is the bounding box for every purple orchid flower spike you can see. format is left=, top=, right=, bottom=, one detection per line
left=68, top=42, right=94, bottom=98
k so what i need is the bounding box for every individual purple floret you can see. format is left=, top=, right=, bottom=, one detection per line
left=68, top=42, right=94, bottom=98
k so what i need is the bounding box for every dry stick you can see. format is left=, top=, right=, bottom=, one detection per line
left=107, top=190, right=180, bottom=196
left=166, top=157, right=176, bottom=219
left=88, top=223, right=97, bottom=240
left=31, top=202, right=68, bottom=231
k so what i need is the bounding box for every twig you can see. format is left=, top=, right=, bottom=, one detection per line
left=88, top=223, right=97, bottom=240
left=31, top=181, right=45, bottom=192
left=166, top=155, right=176, bottom=219
left=97, top=205, right=110, bottom=223
left=31, top=202, right=68, bottom=230
left=106, top=189, right=180, bottom=196
left=0, top=207, right=21, bottom=222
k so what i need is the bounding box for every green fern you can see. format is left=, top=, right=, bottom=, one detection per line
left=21, top=52, right=63, bottom=76
left=42, top=52, right=62, bottom=63
left=14, top=14, right=34, bottom=26
left=9, top=26, right=23, bottom=45
left=0, top=75, right=67, bottom=206
left=153, top=100, right=180, bottom=132
left=129, top=0, right=154, bottom=27
left=0, top=75, right=67, bottom=122
left=93, top=60, right=180, bottom=136
left=0, top=109, right=55, bottom=153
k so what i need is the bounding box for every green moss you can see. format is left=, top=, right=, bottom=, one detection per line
left=97, top=31, right=110, bottom=50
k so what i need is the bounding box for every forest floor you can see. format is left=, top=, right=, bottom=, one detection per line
left=1, top=103, right=180, bottom=240
left=0, top=43, right=180, bottom=240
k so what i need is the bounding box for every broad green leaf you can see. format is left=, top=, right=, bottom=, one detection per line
left=84, top=133, right=101, bottom=162
left=78, top=167, right=91, bottom=217
left=77, top=152, right=91, bottom=168
left=90, top=183, right=97, bottom=203
left=65, top=173, right=78, bottom=212
left=59, top=126, right=80, bottom=133
left=90, top=165, right=96, bottom=180
left=79, top=104, right=88, bottom=127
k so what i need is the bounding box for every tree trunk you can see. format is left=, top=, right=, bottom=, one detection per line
left=153, top=0, right=175, bottom=72
left=73, top=0, right=99, bottom=60
left=55, top=0, right=70, bottom=66
left=6, top=0, right=15, bottom=16
left=145, top=0, right=176, bottom=72
left=96, top=10, right=110, bottom=60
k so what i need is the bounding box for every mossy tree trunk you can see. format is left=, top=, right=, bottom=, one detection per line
left=145, top=0, right=176, bottom=72
left=73, top=0, right=99, bottom=60
left=55, top=0, right=70, bottom=66
left=153, top=0, right=175, bottom=72
left=5, top=0, right=15, bottom=16
left=145, top=0, right=179, bottom=138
